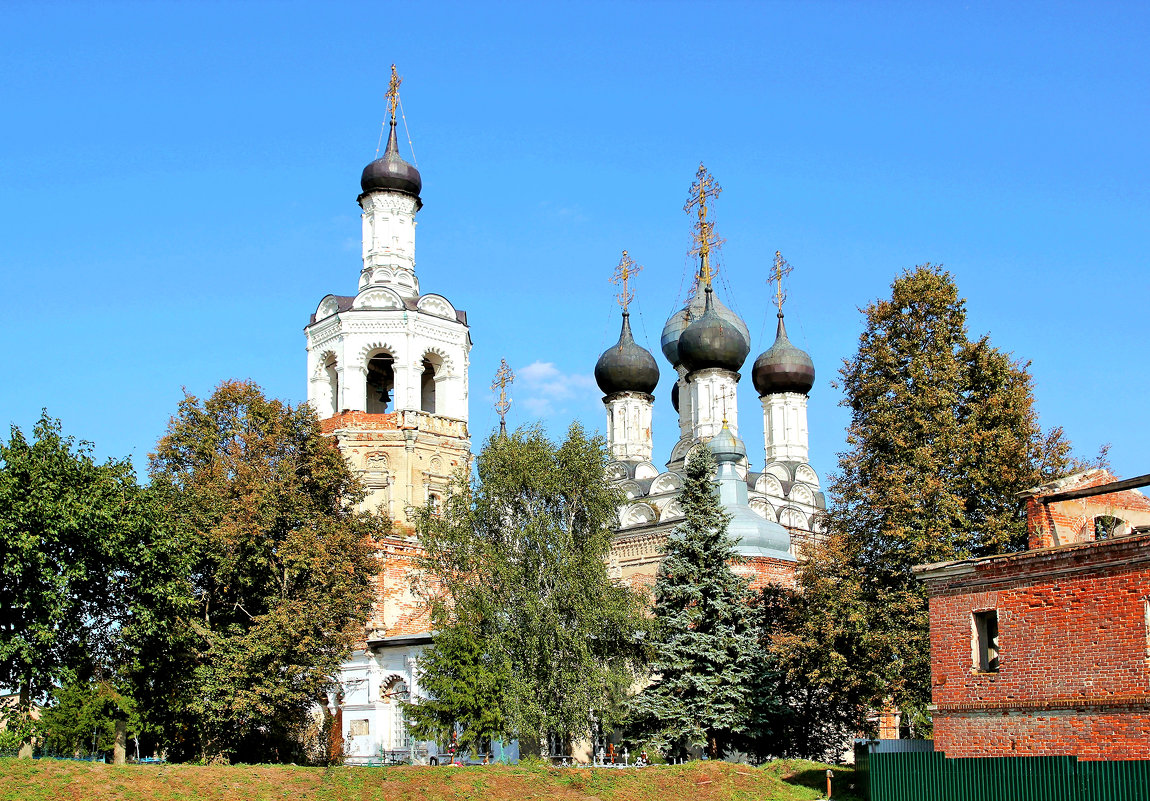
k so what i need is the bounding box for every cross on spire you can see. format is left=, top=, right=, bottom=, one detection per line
left=386, top=64, right=403, bottom=121
left=768, top=250, right=793, bottom=314
left=491, top=359, right=514, bottom=435
left=610, top=250, right=642, bottom=313
left=684, top=163, right=724, bottom=287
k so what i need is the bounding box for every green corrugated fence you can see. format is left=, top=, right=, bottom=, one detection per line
left=864, top=751, right=1150, bottom=801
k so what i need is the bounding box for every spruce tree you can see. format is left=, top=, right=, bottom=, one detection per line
left=403, top=602, right=512, bottom=758
left=772, top=264, right=1086, bottom=736
left=628, top=445, right=756, bottom=760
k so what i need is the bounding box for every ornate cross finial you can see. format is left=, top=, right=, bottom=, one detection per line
left=386, top=64, right=403, bottom=121
left=768, top=250, right=794, bottom=314
left=610, top=250, right=642, bottom=313
left=684, top=163, right=724, bottom=288
left=491, top=359, right=514, bottom=434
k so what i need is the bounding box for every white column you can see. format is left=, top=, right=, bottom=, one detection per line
left=761, top=391, right=809, bottom=463
left=360, top=192, right=420, bottom=299
left=686, top=368, right=739, bottom=441
left=603, top=392, right=654, bottom=462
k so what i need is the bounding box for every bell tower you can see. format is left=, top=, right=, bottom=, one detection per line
left=304, top=66, right=472, bottom=524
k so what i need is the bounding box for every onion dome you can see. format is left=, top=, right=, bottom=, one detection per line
left=360, top=120, right=422, bottom=199
left=594, top=312, right=660, bottom=395
left=661, top=276, right=750, bottom=367
left=708, top=421, right=747, bottom=462
left=670, top=381, right=679, bottom=412
left=677, top=287, right=750, bottom=374
left=752, top=313, right=815, bottom=396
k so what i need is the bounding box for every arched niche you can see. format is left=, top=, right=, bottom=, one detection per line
left=790, top=483, right=815, bottom=506
left=417, top=293, right=458, bottom=320
left=755, top=473, right=785, bottom=497
left=749, top=497, right=776, bottom=521
left=315, top=295, right=341, bottom=322
left=354, top=286, right=405, bottom=310
left=633, top=461, right=659, bottom=480
left=794, top=464, right=820, bottom=488
left=364, top=347, right=396, bottom=413
left=618, top=480, right=643, bottom=501
left=650, top=472, right=684, bottom=496
left=621, top=502, right=658, bottom=527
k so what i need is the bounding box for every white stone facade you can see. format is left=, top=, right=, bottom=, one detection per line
left=603, top=391, right=655, bottom=462
left=761, top=391, right=810, bottom=464
left=359, top=190, right=420, bottom=297
left=305, top=292, right=470, bottom=422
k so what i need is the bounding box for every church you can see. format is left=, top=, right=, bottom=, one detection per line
left=304, top=71, right=826, bottom=762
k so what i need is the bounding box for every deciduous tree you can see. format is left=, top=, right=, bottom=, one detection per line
left=409, top=424, right=649, bottom=757
left=773, top=265, right=1086, bottom=737
left=0, top=413, right=172, bottom=755
left=147, top=380, right=386, bottom=762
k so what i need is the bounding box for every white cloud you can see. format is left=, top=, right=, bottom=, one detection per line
left=514, top=361, right=596, bottom=418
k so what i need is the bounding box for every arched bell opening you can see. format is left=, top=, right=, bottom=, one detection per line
left=420, top=353, right=444, bottom=414
left=366, top=353, right=395, bottom=413
left=323, top=356, right=339, bottom=416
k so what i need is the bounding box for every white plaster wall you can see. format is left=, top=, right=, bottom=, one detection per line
left=604, top=393, right=654, bottom=462
left=360, top=192, right=419, bottom=298
left=686, top=367, right=739, bottom=440
left=305, top=307, right=470, bottom=422
left=761, top=391, right=810, bottom=463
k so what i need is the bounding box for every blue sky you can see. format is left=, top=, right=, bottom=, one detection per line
left=2, top=1, right=1146, bottom=485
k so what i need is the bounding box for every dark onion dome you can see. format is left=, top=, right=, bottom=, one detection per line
left=594, top=312, right=660, bottom=395
left=661, top=275, right=750, bottom=367
left=708, top=421, right=747, bottom=462
left=677, top=287, right=751, bottom=374
left=752, top=313, right=816, bottom=396
left=360, top=119, right=422, bottom=199
left=670, top=381, right=679, bottom=412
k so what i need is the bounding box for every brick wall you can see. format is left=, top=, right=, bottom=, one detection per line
left=920, top=534, right=1150, bottom=759
left=1026, top=470, right=1150, bottom=550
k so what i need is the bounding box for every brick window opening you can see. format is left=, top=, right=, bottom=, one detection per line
left=972, top=610, right=999, bottom=673
left=1094, top=515, right=1127, bottom=541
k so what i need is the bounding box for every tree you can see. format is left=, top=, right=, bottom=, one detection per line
left=774, top=264, right=1084, bottom=735
left=146, top=380, right=387, bottom=762
left=409, top=424, right=649, bottom=756
left=627, top=445, right=757, bottom=760
left=402, top=603, right=512, bottom=757
left=0, top=413, right=166, bottom=755
left=37, top=679, right=143, bottom=759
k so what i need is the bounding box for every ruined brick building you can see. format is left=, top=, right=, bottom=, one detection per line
left=916, top=469, right=1150, bottom=760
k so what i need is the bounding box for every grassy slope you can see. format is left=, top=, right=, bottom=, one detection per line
left=0, top=758, right=859, bottom=801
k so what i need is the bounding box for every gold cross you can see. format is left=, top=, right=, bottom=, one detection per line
left=491, top=359, right=514, bottom=423
left=386, top=64, right=403, bottom=121
left=769, top=251, right=793, bottom=314
left=610, top=250, right=642, bottom=313
left=683, top=163, right=724, bottom=287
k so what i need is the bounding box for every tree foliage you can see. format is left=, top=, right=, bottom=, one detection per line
left=627, top=446, right=757, bottom=759
left=771, top=265, right=1085, bottom=738
left=402, top=603, right=512, bottom=756
left=0, top=413, right=180, bottom=744
left=146, top=380, right=386, bottom=762
left=408, top=423, right=649, bottom=755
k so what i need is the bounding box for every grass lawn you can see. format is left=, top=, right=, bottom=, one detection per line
left=0, top=757, right=860, bottom=801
